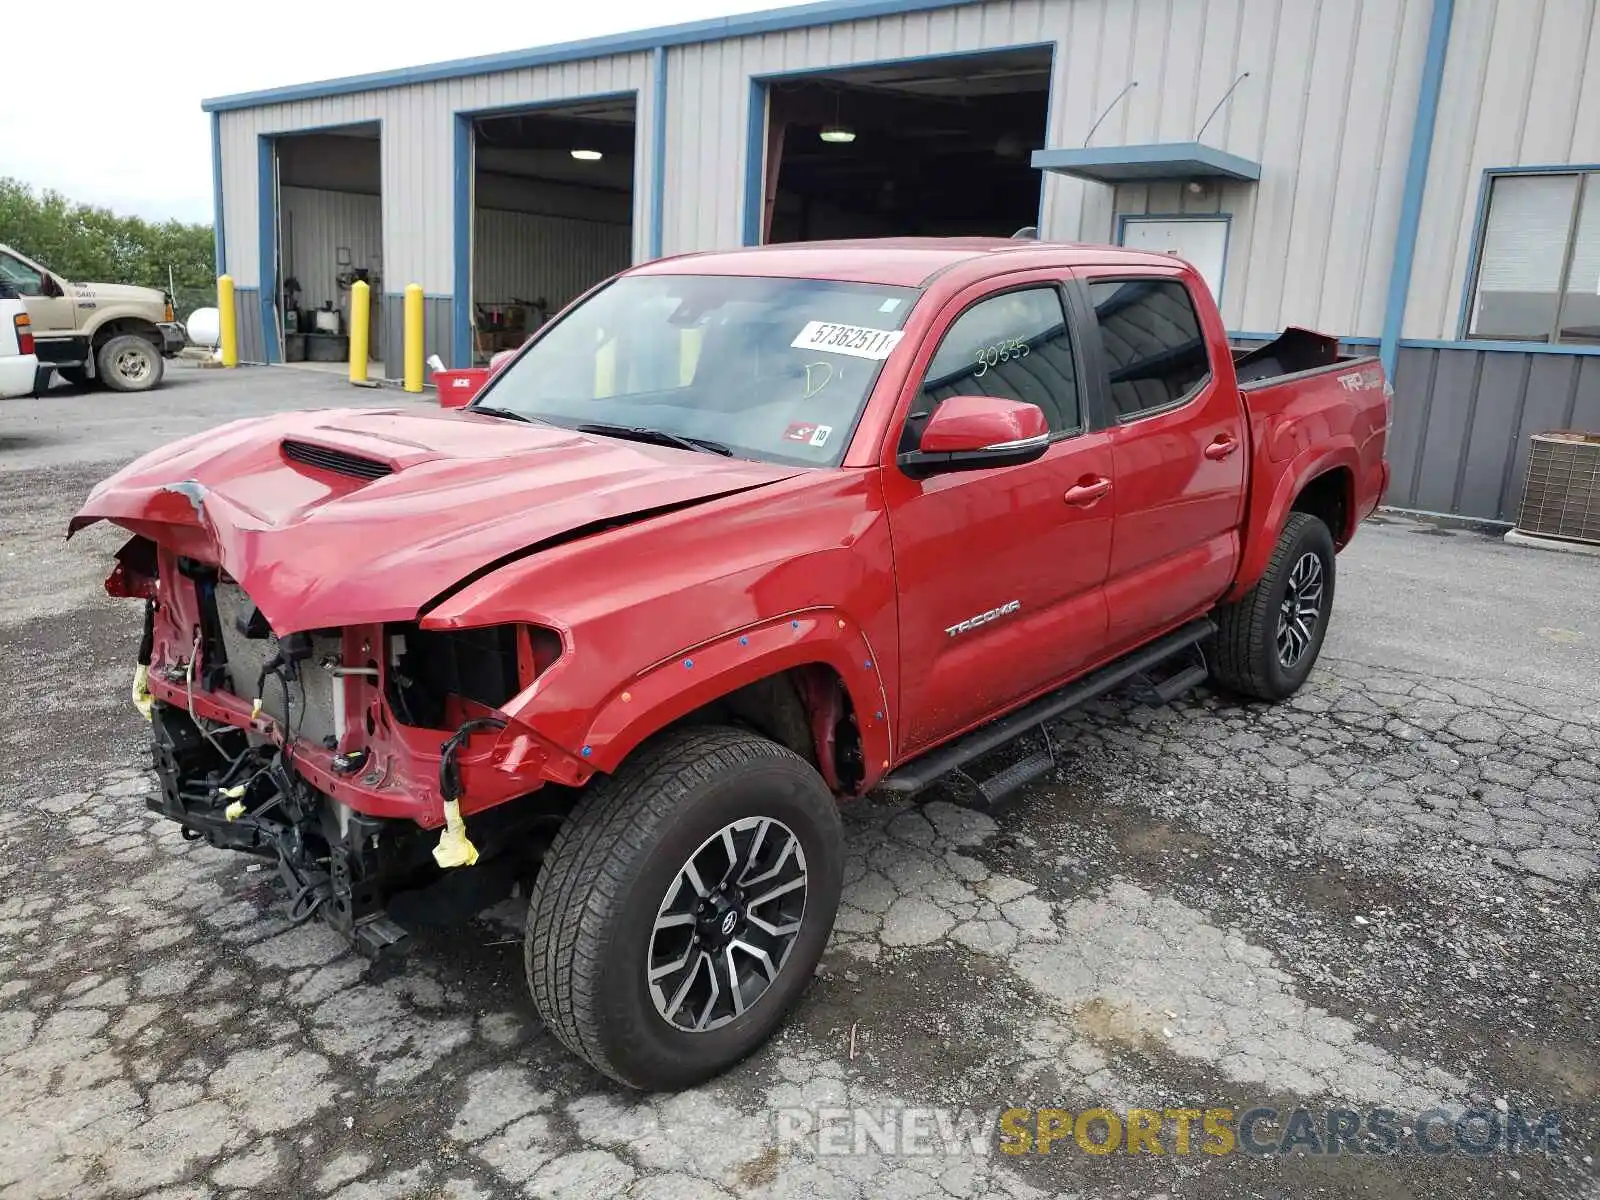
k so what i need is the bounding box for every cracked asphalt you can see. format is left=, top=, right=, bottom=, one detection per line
left=2, top=367, right=1598, bottom=1199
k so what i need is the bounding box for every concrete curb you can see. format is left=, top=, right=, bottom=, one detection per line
left=1503, top=529, right=1600, bottom=558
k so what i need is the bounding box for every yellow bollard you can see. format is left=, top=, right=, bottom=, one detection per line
left=217, top=275, right=238, bottom=368
left=404, top=284, right=424, bottom=393
left=348, top=280, right=371, bottom=385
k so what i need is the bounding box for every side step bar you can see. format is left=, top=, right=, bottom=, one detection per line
left=878, top=617, right=1216, bottom=796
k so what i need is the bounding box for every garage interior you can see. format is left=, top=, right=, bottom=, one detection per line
left=470, top=99, right=637, bottom=364
left=759, top=48, right=1051, bottom=244
left=274, top=124, right=384, bottom=375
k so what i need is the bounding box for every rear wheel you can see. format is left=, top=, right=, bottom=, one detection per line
left=1210, top=511, right=1336, bottom=701
left=526, top=726, right=843, bottom=1090
left=97, top=334, right=164, bottom=393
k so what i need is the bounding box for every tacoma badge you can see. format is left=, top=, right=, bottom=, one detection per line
left=945, top=600, right=1021, bottom=638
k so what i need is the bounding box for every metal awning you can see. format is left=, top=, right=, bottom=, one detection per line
left=1031, top=142, right=1261, bottom=185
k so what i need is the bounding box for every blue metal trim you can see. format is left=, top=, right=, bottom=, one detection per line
left=1402, top=338, right=1600, bottom=357
left=650, top=47, right=668, bottom=259
left=1117, top=212, right=1234, bottom=304
left=1454, top=164, right=1600, bottom=340
left=1035, top=44, right=1060, bottom=235
left=452, top=113, right=473, bottom=369
left=210, top=113, right=226, bottom=275
left=256, top=135, right=278, bottom=364
left=742, top=78, right=766, bottom=247
left=201, top=0, right=988, bottom=112
left=1454, top=168, right=1495, bottom=340
left=1379, top=0, right=1454, bottom=379
left=1032, top=142, right=1262, bottom=183
left=1474, top=162, right=1600, bottom=176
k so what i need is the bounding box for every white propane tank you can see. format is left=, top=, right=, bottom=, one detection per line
left=187, top=307, right=221, bottom=348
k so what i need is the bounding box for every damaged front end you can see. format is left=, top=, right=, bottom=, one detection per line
left=106, top=536, right=586, bottom=958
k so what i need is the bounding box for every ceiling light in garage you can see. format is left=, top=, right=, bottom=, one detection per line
left=570, top=148, right=604, bottom=161
left=819, top=126, right=856, bottom=144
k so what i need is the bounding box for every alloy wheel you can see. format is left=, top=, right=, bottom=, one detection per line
left=647, top=816, right=808, bottom=1032
left=1276, top=551, right=1325, bottom=668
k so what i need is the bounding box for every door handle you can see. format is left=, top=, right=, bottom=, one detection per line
left=1204, top=434, right=1239, bottom=460
left=1064, top=477, right=1112, bottom=506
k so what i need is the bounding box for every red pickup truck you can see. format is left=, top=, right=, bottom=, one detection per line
left=73, top=238, right=1389, bottom=1090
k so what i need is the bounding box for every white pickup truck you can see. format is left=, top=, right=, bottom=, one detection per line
left=0, top=282, right=41, bottom=399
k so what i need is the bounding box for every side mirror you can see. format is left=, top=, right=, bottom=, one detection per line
left=899, top=395, right=1051, bottom=476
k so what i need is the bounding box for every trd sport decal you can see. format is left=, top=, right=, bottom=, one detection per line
left=945, top=600, right=1021, bottom=638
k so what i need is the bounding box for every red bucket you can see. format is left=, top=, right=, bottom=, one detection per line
left=433, top=368, right=489, bottom=408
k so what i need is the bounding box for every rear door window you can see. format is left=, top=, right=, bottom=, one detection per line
left=1084, top=278, right=1211, bottom=420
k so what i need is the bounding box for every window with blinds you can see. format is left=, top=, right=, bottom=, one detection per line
left=1468, top=171, right=1600, bottom=345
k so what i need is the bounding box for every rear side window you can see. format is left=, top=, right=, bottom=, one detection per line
left=902, top=287, right=1080, bottom=451
left=1086, top=278, right=1211, bottom=420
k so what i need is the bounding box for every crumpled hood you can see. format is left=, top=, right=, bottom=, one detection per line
left=71, top=406, right=803, bottom=632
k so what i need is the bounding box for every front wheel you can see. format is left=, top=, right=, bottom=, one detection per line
left=526, top=726, right=843, bottom=1090
left=96, top=334, right=164, bottom=393
left=1209, top=511, right=1336, bottom=701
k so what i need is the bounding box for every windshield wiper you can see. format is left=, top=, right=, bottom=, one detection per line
left=577, top=423, right=733, bottom=456
left=466, top=405, right=532, bottom=423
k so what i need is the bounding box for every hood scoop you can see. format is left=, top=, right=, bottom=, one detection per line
left=281, top=439, right=394, bottom=480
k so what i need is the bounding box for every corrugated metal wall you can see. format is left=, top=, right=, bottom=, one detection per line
left=1405, top=0, right=1600, bottom=340
left=218, top=0, right=1437, bottom=340
left=215, top=52, right=652, bottom=295
left=381, top=295, right=454, bottom=383
left=1387, top=346, right=1600, bottom=521
left=659, top=0, right=1429, bottom=338
left=473, top=209, right=631, bottom=314
left=279, top=187, right=383, bottom=314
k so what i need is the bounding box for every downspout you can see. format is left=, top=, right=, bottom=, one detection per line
left=1379, top=0, right=1455, bottom=379
left=210, top=112, right=226, bottom=276
left=650, top=46, right=668, bottom=260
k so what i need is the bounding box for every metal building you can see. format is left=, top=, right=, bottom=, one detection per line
left=204, top=0, right=1600, bottom=523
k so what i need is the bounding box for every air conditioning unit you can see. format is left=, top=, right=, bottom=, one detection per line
left=1515, top=431, right=1600, bottom=545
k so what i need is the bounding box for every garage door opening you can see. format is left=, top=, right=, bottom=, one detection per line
left=759, top=49, right=1051, bottom=244
left=272, top=123, right=384, bottom=376
left=470, top=98, right=636, bottom=364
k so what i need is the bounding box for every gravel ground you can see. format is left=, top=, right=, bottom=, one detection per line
left=1, top=365, right=1598, bottom=1200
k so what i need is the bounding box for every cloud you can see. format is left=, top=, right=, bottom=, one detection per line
left=4, top=0, right=760, bottom=223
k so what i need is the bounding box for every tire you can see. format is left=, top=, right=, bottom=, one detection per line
left=526, top=725, right=843, bottom=1090
left=1209, top=511, right=1336, bottom=701
left=96, top=334, right=164, bottom=393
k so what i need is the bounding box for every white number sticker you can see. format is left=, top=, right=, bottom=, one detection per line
left=791, top=321, right=904, bottom=360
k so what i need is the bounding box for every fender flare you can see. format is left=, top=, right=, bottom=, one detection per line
left=1229, top=444, right=1359, bottom=601
left=576, top=608, right=892, bottom=781
left=86, top=309, right=164, bottom=344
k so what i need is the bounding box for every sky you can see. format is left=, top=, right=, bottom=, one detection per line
left=1, top=0, right=768, bottom=226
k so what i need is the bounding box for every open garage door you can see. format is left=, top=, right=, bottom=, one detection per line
left=761, top=48, right=1051, bottom=244
left=273, top=124, right=384, bottom=375
left=470, top=99, right=636, bottom=365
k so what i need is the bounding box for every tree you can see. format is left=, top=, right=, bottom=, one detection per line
left=0, top=178, right=217, bottom=319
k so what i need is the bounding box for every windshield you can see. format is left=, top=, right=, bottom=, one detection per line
left=476, top=273, right=920, bottom=465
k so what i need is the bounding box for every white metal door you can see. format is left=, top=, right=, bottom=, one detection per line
left=1119, top=217, right=1228, bottom=303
